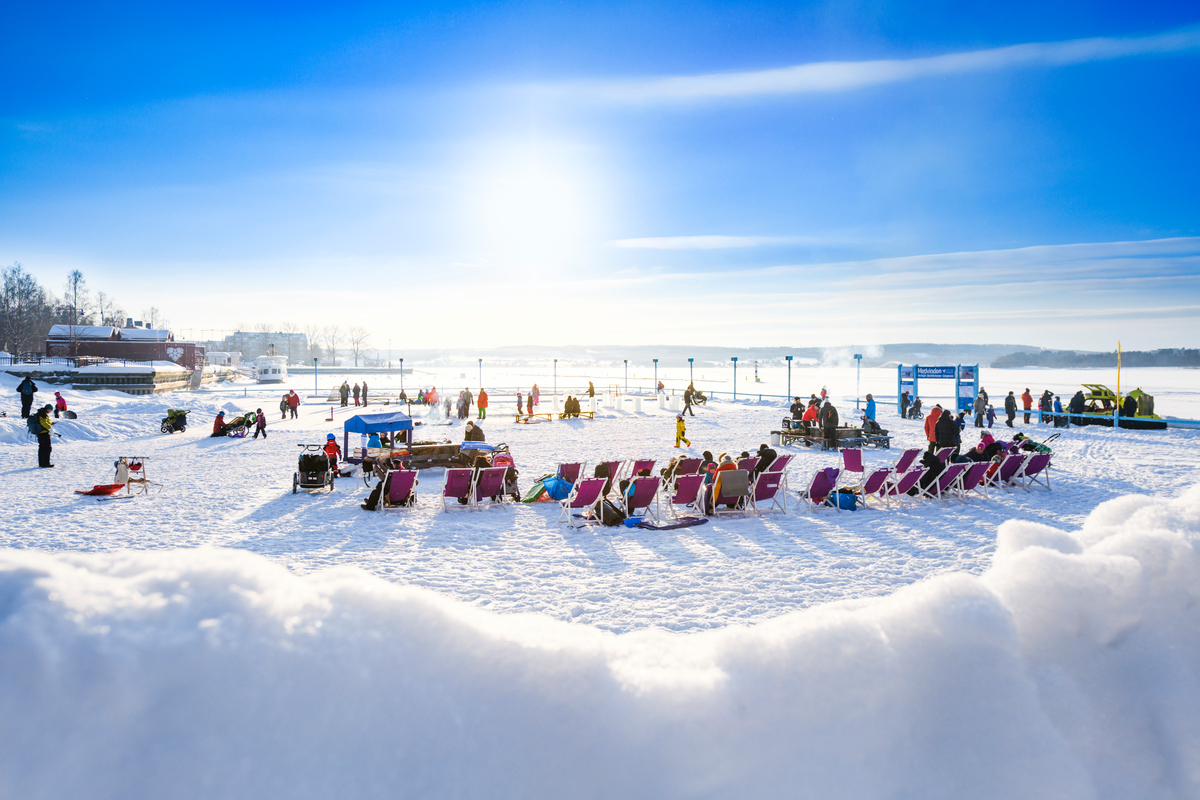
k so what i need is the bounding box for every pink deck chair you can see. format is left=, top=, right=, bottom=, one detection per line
left=858, top=468, right=893, bottom=508
left=556, top=462, right=585, bottom=486
left=712, top=469, right=752, bottom=516
left=441, top=468, right=475, bottom=511
left=987, top=453, right=1027, bottom=489
left=737, top=456, right=760, bottom=474
left=800, top=467, right=840, bottom=510
left=892, top=448, right=921, bottom=474
left=666, top=473, right=705, bottom=517
left=624, top=476, right=661, bottom=523
left=958, top=461, right=992, bottom=501
left=749, top=470, right=786, bottom=514
left=1016, top=452, right=1052, bottom=491
left=381, top=469, right=418, bottom=509
left=593, top=460, right=621, bottom=494
left=473, top=466, right=510, bottom=506
left=919, top=462, right=967, bottom=501
left=842, top=448, right=864, bottom=478
left=764, top=453, right=793, bottom=473
left=934, top=447, right=954, bottom=464
left=558, top=477, right=607, bottom=525
left=673, top=457, right=702, bottom=476
left=626, top=458, right=656, bottom=480
left=884, top=467, right=926, bottom=505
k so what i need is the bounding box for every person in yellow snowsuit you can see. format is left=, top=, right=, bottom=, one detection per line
left=675, top=414, right=690, bottom=448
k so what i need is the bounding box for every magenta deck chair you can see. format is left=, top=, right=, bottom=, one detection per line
left=991, top=453, right=1026, bottom=488
left=885, top=467, right=926, bottom=504
left=801, top=467, right=840, bottom=509
left=558, top=477, right=607, bottom=525
left=382, top=469, right=417, bottom=509
left=594, top=460, right=621, bottom=492
left=959, top=461, right=991, bottom=500
left=441, top=468, right=474, bottom=511
left=667, top=473, right=705, bottom=516
left=750, top=470, right=786, bottom=513
left=934, top=447, right=954, bottom=464
left=625, top=476, right=661, bottom=522
left=920, top=462, right=966, bottom=501
left=842, top=448, right=864, bottom=475
left=737, top=456, right=760, bottom=474
left=859, top=468, right=893, bottom=508
left=627, top=458, right=656, bottom=479
left=474, top=466, right=509, bottom=505
left=674, top=457, right=702, bottom=476
left=764, top=454, right=793, bottom=473
left=557, top=462, right=585, bottom=486
left=893, top=449, right=921, bottom=474
left=1018, top=453, right=1052, bottom=491
left=713, top=469, right=752, bottom=515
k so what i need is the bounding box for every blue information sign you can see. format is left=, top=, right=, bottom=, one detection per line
left=916, top=366, right=956, bottom=380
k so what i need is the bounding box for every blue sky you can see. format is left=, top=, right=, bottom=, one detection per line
left=2, top=1, right=1198, bottom=349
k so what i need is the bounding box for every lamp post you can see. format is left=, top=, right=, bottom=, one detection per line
left=623, top=360, right=628, bottom=395
left=732, top=357, right=738, bottom=400
left=554, top=359, right=557, bottom=406
left=653, top=359, right=658, bottom=393
left=786, top=355, right=793, bottom=399
left=854, top=353, right=863, bottom=411
left=478, top=358, right=482, bottom=391
left=688, top=358, right=694, bottom=384
left=399, top=358, right=404, bottom=395
left=313, top=357, right=318, bottom=397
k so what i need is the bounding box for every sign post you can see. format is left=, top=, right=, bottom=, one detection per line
left=732, top=357, right=738, bottom=400
left=786, top=355, right=792, bottom=399
left=654, top=358, right=658, bottom=392
left=854, top=353, right=862, bottom=411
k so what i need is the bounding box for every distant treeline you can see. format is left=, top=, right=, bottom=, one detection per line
left=993, top=349, right=1200, bottom=369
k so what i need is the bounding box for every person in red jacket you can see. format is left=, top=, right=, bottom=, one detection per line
left=53, top=391, right=68, bottom=418
left=477, top=388, right=488, bottom=420
left=212, top=411, right=226, bottom=437
left=1021, top=389, right=1033, bottom=424
left=323, top=434, right=342, bottom=477
left=288, top=390, right=300, bottom=419
left=924, top=405, right=942, bottom=445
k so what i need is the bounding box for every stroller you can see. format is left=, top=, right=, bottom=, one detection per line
left=161, top=409, right=189, bottom=434
left=294, top=444, right=335, bottom=493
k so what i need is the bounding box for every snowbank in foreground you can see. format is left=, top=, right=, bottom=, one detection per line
left=3, top=488, right=1200, bottom=800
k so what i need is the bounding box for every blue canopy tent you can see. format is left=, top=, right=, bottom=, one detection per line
left=343, top=411, right=414, bottom=463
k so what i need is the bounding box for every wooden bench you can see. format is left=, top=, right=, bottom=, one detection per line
left=514, top=413, right=554, bottom=424
left=558, top=411, right=595, bottom=420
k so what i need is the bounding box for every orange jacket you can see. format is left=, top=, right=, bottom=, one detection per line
left=924, top=407, right=942, bottom=442
left=477, top=390, right=488, bottom=409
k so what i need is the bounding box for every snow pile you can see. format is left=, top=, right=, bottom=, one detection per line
left=3, top=488, right=1200, bottom=798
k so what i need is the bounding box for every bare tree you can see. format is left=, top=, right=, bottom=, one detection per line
left=347, top=326, right=371, bottom=368
left=63, top=270, right=92, bottom=356
left=254, top=321, right=275, bottom=333
left=278, top=320, right=299, bottom=333
left=1, top=263, right=56, bottom=356
left=142, top=307, right=162, bottom=329
left=322, top=325, right=343, bottom=366
left=302, top=323, right=323, bottom=363
left=95, top=291, right=127, bottom=328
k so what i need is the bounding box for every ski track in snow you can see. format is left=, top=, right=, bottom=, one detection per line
left=3, top=375, right=1199, bottom=634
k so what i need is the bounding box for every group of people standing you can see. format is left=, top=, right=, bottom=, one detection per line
left=338, top=381, right=369, bottom=407
left=277, top=390, right=301, bottom=419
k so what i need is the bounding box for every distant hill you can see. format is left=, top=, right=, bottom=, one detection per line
left=992, top=349, right=1200, bottom=369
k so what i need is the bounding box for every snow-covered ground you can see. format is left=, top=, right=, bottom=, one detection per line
left=2, top=366, right=1200, bottom=798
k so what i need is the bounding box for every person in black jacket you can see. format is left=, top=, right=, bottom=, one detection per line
left=1039, top=390, right=1053, bottom=424
left=900, top=390, right=910, bottom=420
left=755, top=443, right=777, bottom=475
left=789, top=397, right=803, bottom=419
left=1121, top=393, right=1138, bottom=423
left=463, top=421, right=485, bottom=442
left=1004, top=391, right=1017, bottom=427
left=934, top=407, right=962, bottom=459
left=1068, top=390, right=1086, bottom=425
left=819, top=400, right=839, bottom=450
left=17, top=376, right=38, bottom=418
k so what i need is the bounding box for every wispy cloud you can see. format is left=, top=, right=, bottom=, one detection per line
left=566, top=27, right=1200, bottom=102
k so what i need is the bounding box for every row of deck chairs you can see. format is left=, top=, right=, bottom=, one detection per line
left=555, top=454, right=797, bottom=525
left=797, top=446, right=1053, bottom=510
left=441, top=465, right=513, bottom=511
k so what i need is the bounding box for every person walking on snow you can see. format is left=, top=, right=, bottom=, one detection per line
left=361, top=381, right=368, bottom=406
left=973, top=393, right=986, bottom=427
left=924, top=405, right=942, bottom=445
left=288, top=390, right=300, bottom=419
left=477, top=388, right=488, bottom=420
left=280, top=394, right=289, bottom=420
left=352, top=383, right=361, bottom=406
left=253, top=408, right=267, bottom=439
left=1021, top=389, right=1032, bottom=424
left=674, top=414, right=691, bottom=448
left=525, top=392, right=533, bottom=415
left=323, top=434, right=342, bottom=476
left=30, top=404, right=54, bottom=467
left=53, top=391, right=67, bottom=419
left=986, top=405, right=996, bottom=428
left=682, top=383, right=696, bottom=416
left=531, top=384, right=540, bottom=407
left=1004, top=391, right=1017, bottom=427
left=17, top=376, right=38, bottom=418
left=516, top=392, right=523, bottom=415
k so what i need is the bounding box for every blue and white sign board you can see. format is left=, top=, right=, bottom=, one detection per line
left=897, top=364, right=980, bottom=414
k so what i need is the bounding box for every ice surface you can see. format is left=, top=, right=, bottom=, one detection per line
left=2, top=487, right=1199, bottom=798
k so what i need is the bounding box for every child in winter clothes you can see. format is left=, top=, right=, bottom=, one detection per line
left=986, top=405, right=996, bottom=428
left=54, top=392, right=67, bottom=418
left=675, top=415, right=691, bottom=448
left=323, top=434, right=342, bottom=475
left=253, top=408, right=267, bottom=439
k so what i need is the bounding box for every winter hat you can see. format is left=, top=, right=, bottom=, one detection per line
left=54, top=391, right=61, bottom=396
left=326, top=434, right=336, bottom=440
left=720, top=454, right=733, bottom=464
left=676, top=414, right=683, bottom=420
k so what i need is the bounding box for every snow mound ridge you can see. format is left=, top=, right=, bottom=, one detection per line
left=3, top=486, right=1200, bottom=799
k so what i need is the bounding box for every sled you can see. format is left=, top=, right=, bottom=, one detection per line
left=62, top=410, right=78, bottom=420
left=635, top=516, right=709, bottom=531
left=75, top=484, right=124, bottom=497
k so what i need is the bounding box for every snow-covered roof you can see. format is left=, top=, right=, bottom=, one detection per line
left=47, top=325, right=119, bottom=340
left=118, top=328, right=173, bottom=341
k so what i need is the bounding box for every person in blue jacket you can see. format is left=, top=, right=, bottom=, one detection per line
left=864, top=393, right=876, bottom=421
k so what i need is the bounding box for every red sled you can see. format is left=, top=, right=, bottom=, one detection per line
left=75, top=484, right=125, bottom=497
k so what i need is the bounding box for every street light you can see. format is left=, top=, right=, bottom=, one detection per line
left=399, top=358, right=404, bottom=395
left=623, top=359, right=628, bottom=395
left=478, top=358, right=482, bottom=391
left=653, top=358, right=658, bottom=393
left=732, top=357, right=738, bottom=400
left=688, top=358, right=694, bottom=384
left=313, top=357, right=318, bottom=398
left=786, top=355, right=793, bottom=399
left=854, top=353, right=863, bottom=411
left=554, top=359, right=558, bottom=406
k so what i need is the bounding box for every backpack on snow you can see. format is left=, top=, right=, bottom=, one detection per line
left=600, top=499, right=626, bottom=527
